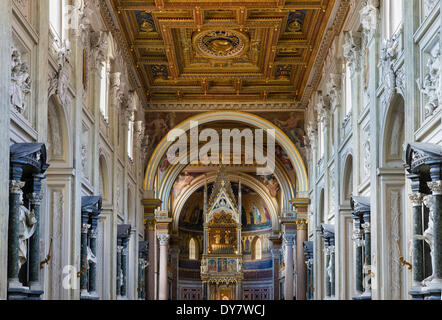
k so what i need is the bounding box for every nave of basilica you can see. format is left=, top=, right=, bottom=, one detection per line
left=0, top=0, right=441, bottom=301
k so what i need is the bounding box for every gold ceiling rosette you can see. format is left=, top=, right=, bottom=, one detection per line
left=192, top=29, right=249, bottom=59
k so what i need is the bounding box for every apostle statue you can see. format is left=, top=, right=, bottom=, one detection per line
left=18, top=192, right=37, bottom=270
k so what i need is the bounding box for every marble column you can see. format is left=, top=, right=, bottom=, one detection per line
left=324, top=245, right=331, bottom=298
left=121, top=238, right=129, bottom=297
left=146, top=220, right=155, bottom=300
left=303, top=241, right=314, bottom=300
left=329, top=245, right=335, bottom=297
left=80, top=215, right=90, bottom=296
left=28, top=190, right=43, bottom=288
left=408, top=174, right=426, bottom=298
left=352, top=216, right=363, bottom=296
left=138, top=241, right=148, bottom=300
left=296, top=219, right=307, bottom=300
left=7, top=180, right=25, bottom=289
left=116, top=243, right=122, bottom=297
left=428, top=179, right=442, bottom=297
left=158, top=234, right=170, bottom=300
left=283, top=234, right=294, bottom=300
left=88, top=216, right=99, bottom=297
left=361, top=213, right=371, bottom=299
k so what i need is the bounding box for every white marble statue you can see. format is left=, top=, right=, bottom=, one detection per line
left=422, top=195, right=435, bottom=285
left=11, top=47, right=32, bottom=114
left=18, top=193, right=37, bottom=270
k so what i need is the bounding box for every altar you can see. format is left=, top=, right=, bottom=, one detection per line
left=200, top=167, right=243, bottom=300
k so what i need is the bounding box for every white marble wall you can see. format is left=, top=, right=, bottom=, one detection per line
left=0, top=0, right=148, bottom=300
left=306, top=0, right=441, bottom=300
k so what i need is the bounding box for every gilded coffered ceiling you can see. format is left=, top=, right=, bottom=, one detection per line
left=107, top=0, right=347, bottom=107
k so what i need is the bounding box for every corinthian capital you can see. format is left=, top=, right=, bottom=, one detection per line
left=157, top=234, right=170, bottom=246
left=360, top=0, right=379, bottom=38
left=326, top=74, right=342, bottom=108
left=316, top=92, right=331, bottom=125
left=343, top=31, right=362, bottom=72
left=428, top=180, right=442, bottom=195
left=408, top=193, right=424, bottom=206
left=283, top=233, right=295, bottom=245
left=90, top=30, right=109, bottom=70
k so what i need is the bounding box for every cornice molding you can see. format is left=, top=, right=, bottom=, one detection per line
left=145, top=101, right=304, bottom=112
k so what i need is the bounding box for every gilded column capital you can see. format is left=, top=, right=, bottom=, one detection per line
left=296, top=218, right=308, bottom=230
left=144, top=218, right=155, bottom=231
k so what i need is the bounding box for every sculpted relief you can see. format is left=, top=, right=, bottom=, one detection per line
left=11, top=46, right=32, bottom=115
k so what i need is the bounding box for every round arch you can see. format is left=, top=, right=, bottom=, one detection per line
left=98, top=153, right=110, bottom=201
left=144, top=111, right=309, bottom=195
left=341, top=153, right=353, bottom=203
left=172, top=173, right=280, bottom=233
left=159, top=154, right=293, bottom=213
left=47, top=95, right=72, bottom=165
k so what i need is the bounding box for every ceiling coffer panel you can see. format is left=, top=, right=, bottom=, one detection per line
left=109, top=0, right=338, bottom=104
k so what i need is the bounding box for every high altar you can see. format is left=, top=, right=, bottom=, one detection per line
left=200, top=167, right=243, bottom=300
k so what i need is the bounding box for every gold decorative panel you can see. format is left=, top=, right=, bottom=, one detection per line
left=108, top=0, right=339, bottom=104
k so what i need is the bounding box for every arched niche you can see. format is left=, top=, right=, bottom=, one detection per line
left=47, top=95, right=71, bottom=165
left=342, top=154, right=353, bottom=202
left=381, top=94, right=405, bottom=168
left=99, top=154, right=110, bottom=202
left=127, top=185, right=135, bottom=224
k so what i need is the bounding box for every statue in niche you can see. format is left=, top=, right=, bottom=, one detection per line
left=11, top=46, right=32, bottom=114
left=422, top=195, right=435, bottom=285
left=18, top=192, right=37, bottom=269
left=214, top=231, right=221, bottom=245
left=224, top=230, right=231, bottom=244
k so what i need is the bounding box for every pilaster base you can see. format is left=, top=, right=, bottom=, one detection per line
left=409, top=287, right=425, bottom=300
left=424, top=288, right=442, bottom=300
left=81, top=293, right=100, bottom=300
left=8, top=287, right=43, bottom=300
left=352, top=294, right=371, bottom=300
